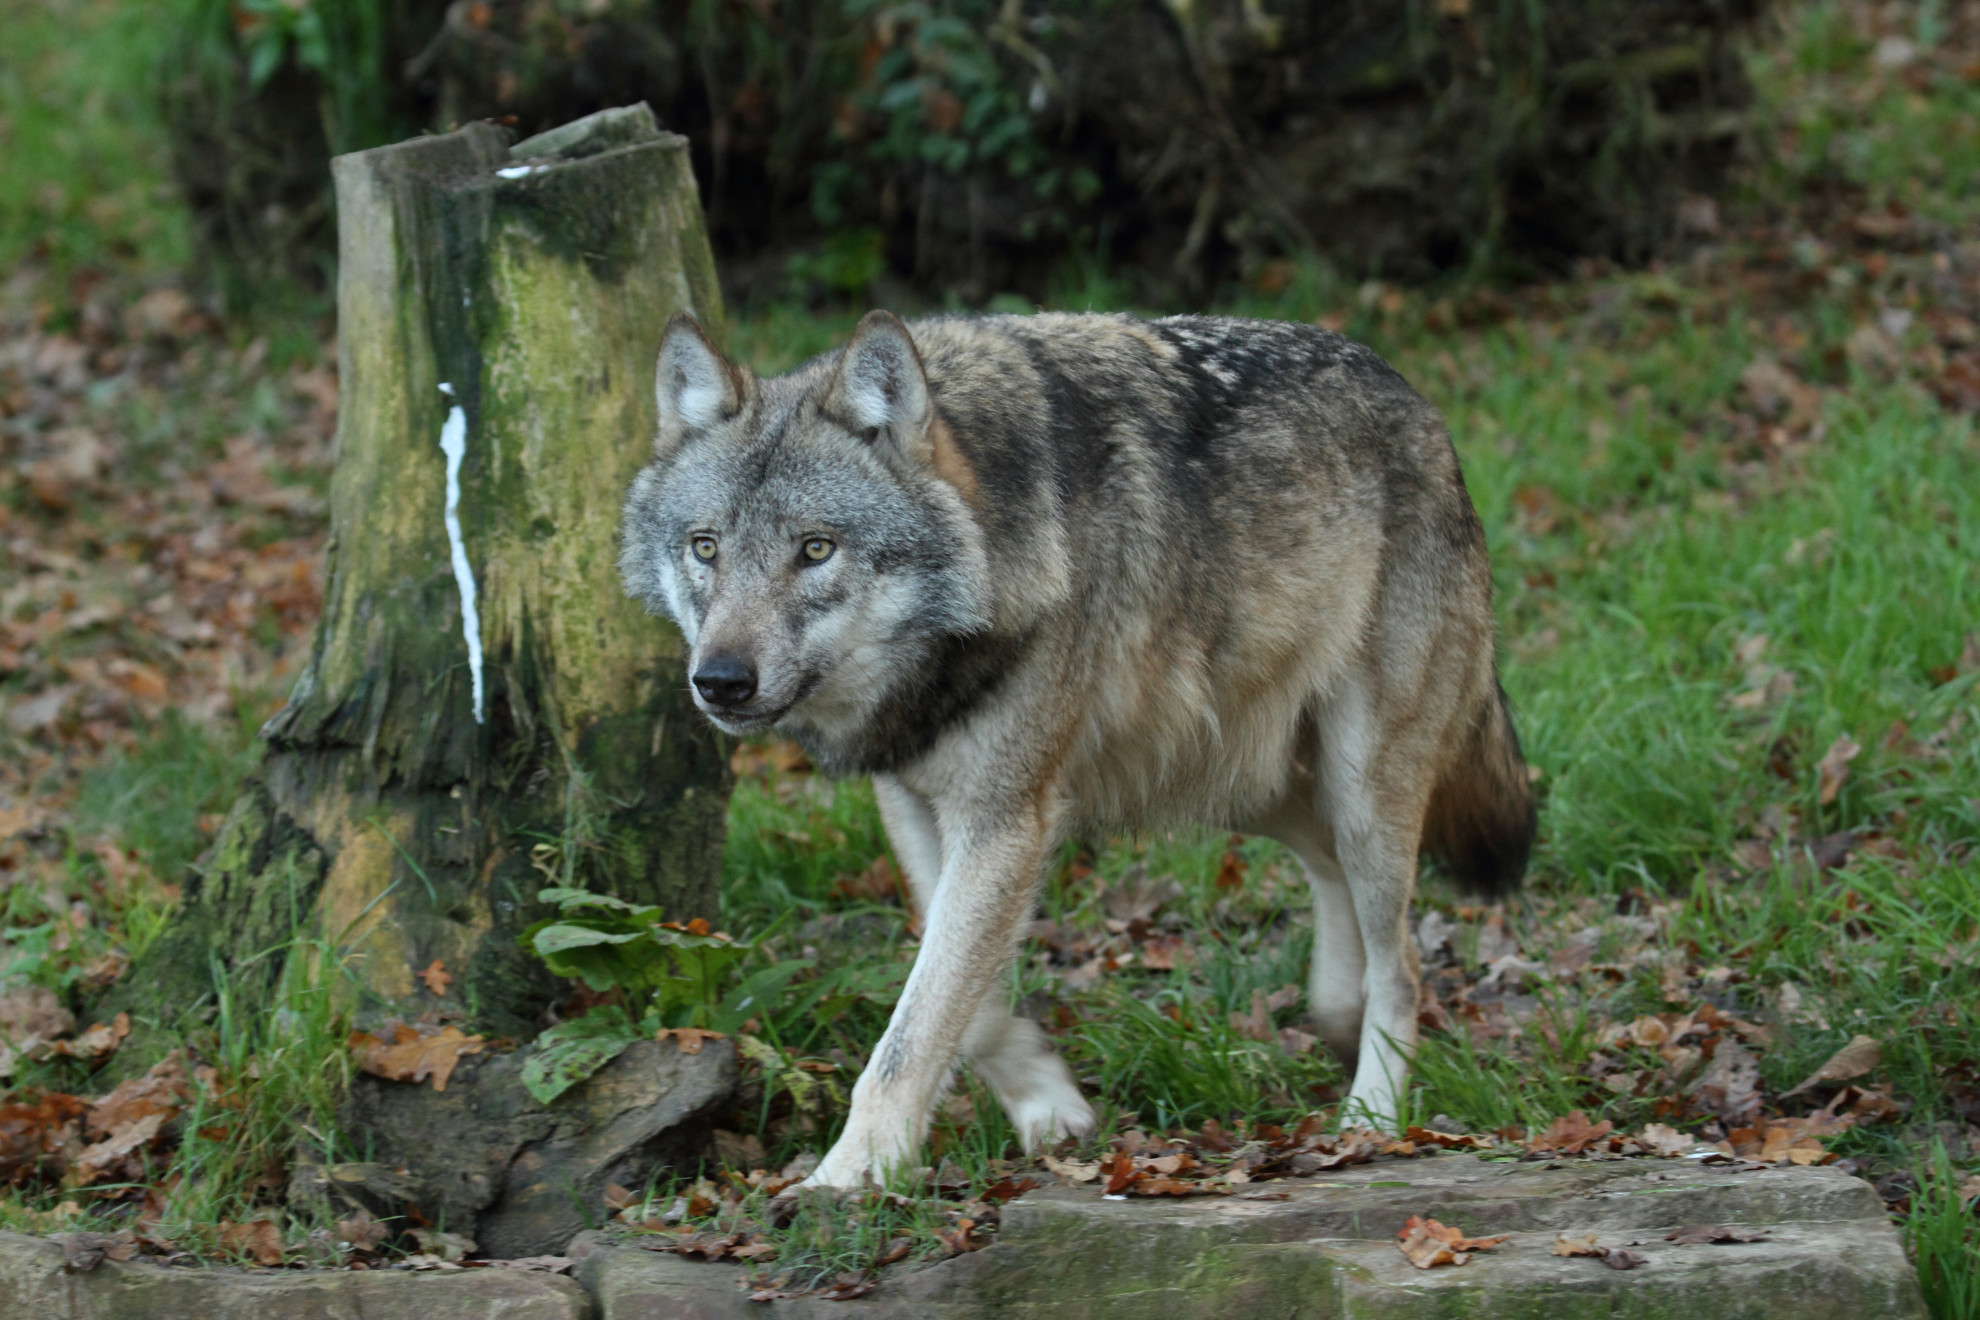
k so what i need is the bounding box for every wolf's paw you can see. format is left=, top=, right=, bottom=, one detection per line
left=1005, top=1074, right=1098, bottom=1151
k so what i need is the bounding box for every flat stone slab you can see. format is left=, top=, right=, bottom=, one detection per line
left=0, top=1156, right=1927, bottom=1318
left=574, top=1154, right=1928, bottom=1319
left=0, top=1230, right=592, bottom=1319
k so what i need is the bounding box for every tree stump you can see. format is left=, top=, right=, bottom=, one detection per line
left=111, top=105, right=730, bottom=1042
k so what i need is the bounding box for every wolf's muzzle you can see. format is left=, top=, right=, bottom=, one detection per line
left=692, top=655, right=757, bottom=708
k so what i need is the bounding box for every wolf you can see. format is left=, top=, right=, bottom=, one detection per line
left=620, top=308, right=1535, bottom=1189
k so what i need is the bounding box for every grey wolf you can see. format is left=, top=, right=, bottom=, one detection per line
left=620, top=309, right=1534, bottom=1189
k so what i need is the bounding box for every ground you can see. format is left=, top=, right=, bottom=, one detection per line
left=0, top=0, right=1976, bottom=1314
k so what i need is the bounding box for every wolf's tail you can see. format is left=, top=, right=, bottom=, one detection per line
left=1421, top=681, right=1536, bottom=896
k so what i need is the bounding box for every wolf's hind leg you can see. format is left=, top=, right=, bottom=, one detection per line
left=1313, top=682, right=1428, bottom=1134
left=873, top=776, right=1094, bottom=1151
left=1249, top=802, right=1367, bottom=1066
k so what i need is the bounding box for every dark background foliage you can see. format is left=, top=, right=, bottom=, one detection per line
left=158, top=0, right=1767, bottom=308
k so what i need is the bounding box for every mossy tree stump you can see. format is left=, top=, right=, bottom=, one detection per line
left=114, top=106, right=730, bottom=1042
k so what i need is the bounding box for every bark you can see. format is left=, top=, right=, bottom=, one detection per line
left=110, top=106, right=729, bottom=1043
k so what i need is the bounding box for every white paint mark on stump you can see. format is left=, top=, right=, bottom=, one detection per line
left=437, top=384, right=484, bottom=724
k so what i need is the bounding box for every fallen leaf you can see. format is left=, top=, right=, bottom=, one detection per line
left=1403, top=1127, right=1496, bottom=1150
left=410, top=1227, right=477, bottom=1261
left=1631, top=1123, right=1696, bottom=1158
left=0, top=986, right=74, bottom=1046
left=68, top=1111, right=167, bottom=1185
left=0, top=1091, right=87, bottom=1185
left=1041, top=1153, right=1101, bottom=1183
left=49, top=1012, right=129, bottom=1060
left=657, top=1027, right=726, bottom=1055
left=337, top=1208, right=389, bottom=1252
left=219, top=1218, right=284, bottom=1266
left=980, top=1177, right=1038, bottom=1203
left=1229, top=988, right=1275, bottom=1042
left=1691, top=1040, right=1763, bottom=1124
left=1782, top=1035, right=1882, bottom=1099
left=58, top=1230, right=137, bottom=1272
left=418, top=960, right=452, bottom=996
left=1666, top=1224, right=1770, bottom=1245
left=1214, top=849, right=1247, bottom=891
left=348, top=1021, right=484, bottom=1092
left=1816, top=735, right=1861, bottom=805
left=87, top=1053, right=192, bottom=1139
left=1527, top=1111, right=1614, bottom=1155
left=1554, top=1231, right=1605, bottom=1257
left=833, top=855, right=905, bottom=905
left=489, top=1255, right=573, bottom=1272
left=1396, top=1215, right=1509, bottom=1269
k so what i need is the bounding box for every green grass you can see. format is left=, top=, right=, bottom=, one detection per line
left=0, top=0, right=189, bottom=278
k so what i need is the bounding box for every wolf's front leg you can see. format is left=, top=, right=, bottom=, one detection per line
left=872, top=776, right=1094, bottom=1150
left=803, top=805, right=1053, bottom=1190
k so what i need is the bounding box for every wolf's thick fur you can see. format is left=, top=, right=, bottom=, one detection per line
left=621, top=310, right=1535, bottom=1188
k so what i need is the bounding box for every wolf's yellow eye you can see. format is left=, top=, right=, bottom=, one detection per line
left=691, top=535, right=717, bottom=562
left=801, top=537, right=835, bottom=564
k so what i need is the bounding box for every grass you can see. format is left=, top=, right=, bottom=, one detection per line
left=0, top=0, right=190, bottom=279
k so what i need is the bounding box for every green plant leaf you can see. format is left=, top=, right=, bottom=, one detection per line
left=519, top=1008, right=645, bottom=1105
left=536, top=886, right=649, bottom=915
left=532, top=923, right=645, bottom=955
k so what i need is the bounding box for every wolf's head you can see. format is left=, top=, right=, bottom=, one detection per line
left=620, top=311, right=992, bottom=750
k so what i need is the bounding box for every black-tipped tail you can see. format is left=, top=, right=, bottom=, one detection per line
left=1422, top=683, right=1536, bottom=896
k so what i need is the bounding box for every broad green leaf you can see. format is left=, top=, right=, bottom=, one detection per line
left=519, top=1009, right=645, bottom=1105
left=536, top=887, right=649, bottom=915
left=532, top=923, right=645, bottom=955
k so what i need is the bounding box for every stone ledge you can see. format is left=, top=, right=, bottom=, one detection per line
left=0, top=1156, right=1929, bottom=1319
left=0, top=1231, right=594, bottom=1320
left=576, top=1155, right=1928, bottom=1319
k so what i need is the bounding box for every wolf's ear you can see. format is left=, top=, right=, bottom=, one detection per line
left=653, top=313, right=744, bottom=460
left=822, top=310, right=933, bottom=467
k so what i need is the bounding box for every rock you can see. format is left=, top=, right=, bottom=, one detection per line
left=573, top=1154, right=1927, bottom=1318
left=0, top=1229, right=592, bottom=1319
left=341, top=1037, right=737, bottom=1259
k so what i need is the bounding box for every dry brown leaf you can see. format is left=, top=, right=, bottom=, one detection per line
left=657, top=1027, right=726, bottom=1055
left=1403, top=1127, right=1495, bottom=1150
left=418, top=959, right=452, bottom=996
left=1527, top=1111, right=1613, bottom=1155
left=86, top=1053, right=191, bottom=1139
left=1631, top=1123, right=1696, bottom=1157
left=1041, top=1153, right=1101, bottom=1184
left=0, top=1091, right=87, bottom=1185
left=50, top=1012, right=129, bottom=1059
left=1782, top=1034, right=1882, bottom=1098
left=1554, top=1231, right=1606, bottom=1257
left=1666, top=1224, right=1770, bottom=1245
left=729, top=738, right=812, bottom=779
left=337, top=1208, right=390, bottom=1252
left=58, top=1230, right=138, bottom=1273
left=0, top=986, right=74, bottom=1046
left=219, top=1218, right=284, bottom=1266
left=1816, top=735, right=1861, bottom=805
left=410, top=1227, right=477, bottom=1261
left=489, top=1255, right=574, bottom=1272
left=1396, top=1215, right=1509, bottom=1269
left=68, top=1111, right=167, bottom=1186
left=348, top=1021, right=484, bottom=1092
left=1691, top=1039, right=1763, bottom=1124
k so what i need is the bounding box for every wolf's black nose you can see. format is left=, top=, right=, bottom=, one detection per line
left=692, top=656, right=757, bottom=707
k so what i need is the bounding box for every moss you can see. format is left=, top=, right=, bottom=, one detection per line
left=116, top=119, right=730, bottom=1048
